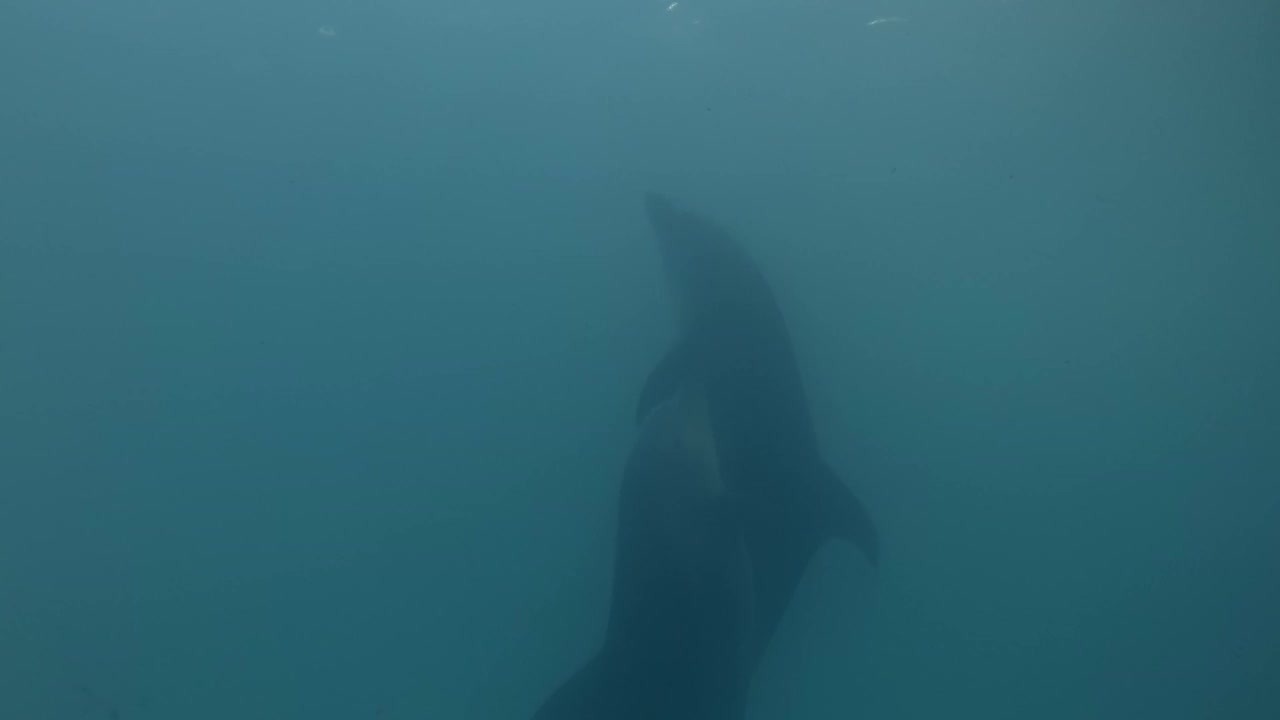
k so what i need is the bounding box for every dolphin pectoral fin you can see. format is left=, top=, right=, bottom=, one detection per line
left=816, top=463, right=880, bottom=567
left=636, top=341, right=691, bottom=424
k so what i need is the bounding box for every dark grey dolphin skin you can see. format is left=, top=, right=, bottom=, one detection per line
left=532, top=382, right=755, bottom=720
left=638, top=192, right=879, bottom=661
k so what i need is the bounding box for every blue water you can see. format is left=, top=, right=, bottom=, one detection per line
left=3, top=1, right=1278, bottom=718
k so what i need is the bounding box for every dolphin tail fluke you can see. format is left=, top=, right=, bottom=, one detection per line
left=816, top=463, right=880, bottom=567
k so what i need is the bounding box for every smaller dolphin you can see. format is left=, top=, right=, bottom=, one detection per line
left=532, top=382, right=755, bottom=720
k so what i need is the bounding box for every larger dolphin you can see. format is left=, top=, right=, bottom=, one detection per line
left=638, top=192, right=879, bottom=660
left=532, top=381, right=756, bottom=720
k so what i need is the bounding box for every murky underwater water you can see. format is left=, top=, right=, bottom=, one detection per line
left=2, top=1, right=1277, bottom=718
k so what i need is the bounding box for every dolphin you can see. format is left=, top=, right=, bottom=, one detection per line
left=532, top=381, right=756, bottom=720
left=637, top=192, right=879, bottom=662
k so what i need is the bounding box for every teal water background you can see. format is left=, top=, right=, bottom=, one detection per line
left=3, top=1, right=1278, bottom=718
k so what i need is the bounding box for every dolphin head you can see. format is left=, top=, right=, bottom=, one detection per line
left=644, top=192, right=760, bottom=330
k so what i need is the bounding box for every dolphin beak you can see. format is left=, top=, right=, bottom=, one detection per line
left=644, top=191, right=690, bottom=280
left=644, top=192, right=681, bottom=236
left=643, top=191, right=693, bottom=323
left=643, top=191, right=689, bottom=266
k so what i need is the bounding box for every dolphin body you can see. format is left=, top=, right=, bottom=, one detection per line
left=638, top=192, right=879, bottom=662
left=532, top=382, right=756, bottom=720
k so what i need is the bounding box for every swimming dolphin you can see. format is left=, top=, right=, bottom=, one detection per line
left=637, top=192, right=879, bottom=662
left=532, top=381, right=756, bottom=720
